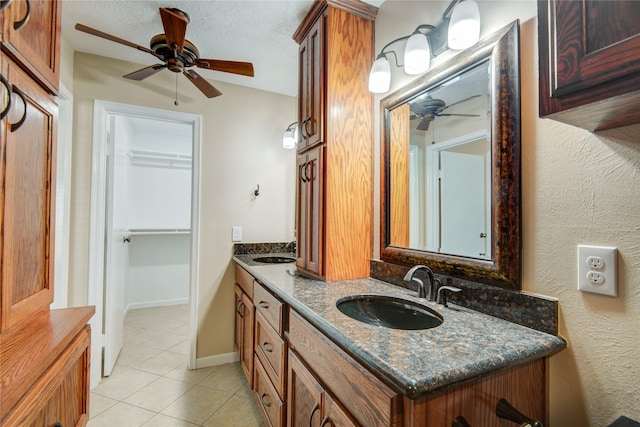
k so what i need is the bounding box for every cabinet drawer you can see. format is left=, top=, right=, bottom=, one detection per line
left=288, top=310, right=401, bottom=427
left=254, top=356, right=285, bottom=427
left=235, top=265, right=254, bottom=299
left=254, top=281, right=283, bottom=334
left=255, top=311, right=286, bottom=398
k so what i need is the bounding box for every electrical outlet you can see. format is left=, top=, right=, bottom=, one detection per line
left=577, top=245, right=617, bottom=296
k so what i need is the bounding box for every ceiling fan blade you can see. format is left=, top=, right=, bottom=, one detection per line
left=416, top=117, right=431, bottom=131
left=160, top=8, right=189, bottom=53
left=195, top=59, right=255, bottom=77
left=441, top=94, right=482, bottom=111
left=123, top=64, right=166, bottom=81
left=75, top=23, right=161, bottom=59
left=184, top=70, right=222, bottom=98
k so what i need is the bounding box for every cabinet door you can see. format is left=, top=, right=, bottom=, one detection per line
left=296, top=147, right=324, bottom=277
left=240, top=291, right=254, bottom=388
left=1, top=0, right=61, bottom=93
left=547, top=1, right=640, bottom=96
left=1, top=53, right=57, bottom=331
left=234, top=284, right=243, bottom=353
left=288, top=350, right=323, bottom=427
left=297, top=15, right=324, bottom=152
left=323, top=394, right=358, bottom=427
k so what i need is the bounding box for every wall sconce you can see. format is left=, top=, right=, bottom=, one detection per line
left=282, top=122, right=298, bottom=149
left=368, top=0, right=481, bottom=94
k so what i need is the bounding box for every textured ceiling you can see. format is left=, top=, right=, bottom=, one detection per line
left=62, top=0, right=382, bottom=97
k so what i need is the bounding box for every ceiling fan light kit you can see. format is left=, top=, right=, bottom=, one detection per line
left=75, top=7, right=254, bottom=101
left=368, top=0, right=481, bottom=94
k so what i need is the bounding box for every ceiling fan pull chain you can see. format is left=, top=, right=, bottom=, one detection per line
left=175, top=73, right=179, bottom=106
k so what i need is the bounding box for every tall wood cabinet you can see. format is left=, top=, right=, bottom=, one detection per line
left=294, top=0, right=377, bottom=281
left=1, top=1, right=94, bottom=426
left=538, top=0, right=640, bottom=131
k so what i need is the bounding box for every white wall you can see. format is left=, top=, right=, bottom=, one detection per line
left=374, top=1, right=640, bottom=425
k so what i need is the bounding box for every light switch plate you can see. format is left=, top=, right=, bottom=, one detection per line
left=577, top=245, right=617, bottom=296
left=232, top=226, right=242, bottom=242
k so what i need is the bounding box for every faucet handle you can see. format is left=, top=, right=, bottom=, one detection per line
left=436, top=285, right=462, bottom=307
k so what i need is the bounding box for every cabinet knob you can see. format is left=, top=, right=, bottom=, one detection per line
left=259, top=393, right=272, bottom=408
left=452, top=416, right=471, bottom=427
left=258, top=301, right=270, bottom=309
left=496, top=398, right=543, bottom=427
left=261, top=341, right=273, bottom=353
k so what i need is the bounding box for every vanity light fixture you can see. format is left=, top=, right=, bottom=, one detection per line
left=282, top=122, right=298, bottom=149
left=368, top=0, right=481, bottom=94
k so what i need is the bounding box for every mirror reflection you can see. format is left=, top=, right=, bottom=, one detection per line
left=389, top=60, right=491, bottom=259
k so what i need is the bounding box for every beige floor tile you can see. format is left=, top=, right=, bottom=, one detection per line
left=199, top=362, right=246, bottom=392
left=141, top=414, right=200, bottom=426
left=87, top=402, right=155, bottom=427
left=142, top=330, right=189, bottom=351
left=126, top=350, right=186, bottom=375
left=89, top=392, right=118, bottom=419
left=166, top=339, right=189, bottom=355
left=160, top=385, right=233, bottom=425
left=124, top=377, right=195, bottom=412
left=92, top=366, right=160, bottom=401
left=203, top=391, right=263, bottom=427
left=164, top=364, right=219, bottom=384
left=116, top=343, right=163, bottom=368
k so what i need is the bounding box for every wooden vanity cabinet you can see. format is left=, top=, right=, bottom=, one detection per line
left=538, top=0, right=640, bottom=131
left=293, top=0, right=376, bottom=281
left=234, top=265, right=255, bottom=387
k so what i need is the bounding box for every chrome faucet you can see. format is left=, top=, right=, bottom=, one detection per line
left=403, top=265, right=441, bottom=301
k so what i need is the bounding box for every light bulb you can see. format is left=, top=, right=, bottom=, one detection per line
left=448, top=0, right=481, bottom=50
left=404, top=33, right=430, bottom=75
left=282, top=128, right=296, bottom=149
left=368, top=56, right=391, bottom=93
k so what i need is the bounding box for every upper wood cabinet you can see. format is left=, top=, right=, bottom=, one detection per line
left=297, top=16, right=324, bottom=153
left=1, top=52, right=57, bottom=332
left=293, top=0, right=377, bottom=281
left=1, top=0, right=62, bottom=94
left=538, top=0, right=640, bottom=131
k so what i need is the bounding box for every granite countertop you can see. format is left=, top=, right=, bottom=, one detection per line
left=234, top=253, right=566, bottom=399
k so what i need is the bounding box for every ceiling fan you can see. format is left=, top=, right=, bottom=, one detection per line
left=410, top=95, right=481, bottom=131
left=75, top=7, right=254, bottom=100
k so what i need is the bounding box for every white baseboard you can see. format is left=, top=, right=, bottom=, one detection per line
left=125, top=298, right=189, bottom=314
left=195, top=352, right=239, bottom=369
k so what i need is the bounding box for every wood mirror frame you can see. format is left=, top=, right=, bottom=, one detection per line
left=380, top=21, right=521, bottom=289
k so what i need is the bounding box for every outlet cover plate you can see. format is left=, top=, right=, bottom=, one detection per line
left=577, top=245, right=617, bottom=296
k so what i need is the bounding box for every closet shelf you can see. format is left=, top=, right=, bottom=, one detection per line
left=126, top=228, right=191, bottom=236
left=128, top=150, right=192, bottom=168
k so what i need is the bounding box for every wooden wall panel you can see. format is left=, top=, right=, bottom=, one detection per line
left=389, top=103, right=410, bottom=247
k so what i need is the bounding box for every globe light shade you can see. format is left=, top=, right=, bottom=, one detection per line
left=368, top=56, right=391, bottom=93
left=404, top=33, right=430, bottom=75
left=282, top=126, right=297, bottom=149
left=448, top=0, right=481, bottom=50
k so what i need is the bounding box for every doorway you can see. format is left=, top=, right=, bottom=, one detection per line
left=88, top=100, right=201, bottom=388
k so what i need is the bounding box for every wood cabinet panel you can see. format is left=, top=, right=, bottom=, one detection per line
left=287, top=350, right=323, bottom=427
left=254, top=281, right=284, bottom=334
left=296, top=147, right=324, bottom=277
left=1, top=52, right=57, bottom=332
left=254, top=356, right=286, bottom=427
left=297, top=15, right=324, bottom=153
left=288, top=310, right=401, bottom=427
left=538, top=0, right=640, bottom=130
left=235, top=264, right=254, bottom=299
left=1, top=0, right=61, bottom=93
left=241, top=291, right=255, bottom=388
left=255, top=311, right=286, bottom=398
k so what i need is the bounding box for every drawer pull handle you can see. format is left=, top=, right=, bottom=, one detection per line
left=309, top=403, right=319, bottom=427
left=13, top=0, right=30, bottom=31
left=496, top=398, right=542, bottom=427
left=0, top=0, right=12, bottom=11
left=262, top=341, right=273, bottom=352
left=54, top=423, right=63, bottom=427
left=9, top=85, right=27, bottom=132
left=320, top=415, right=331, bottom=426
left=236, top=301, right=244, bottom=317
left=260, top=393, right=272, bottom=407
left=0, top=74, right=11, bottom=120
left=258, top=301, right=269, bottom=309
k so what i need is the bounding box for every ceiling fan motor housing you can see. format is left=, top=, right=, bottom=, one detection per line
left=150, top=34, right=200, bottom=72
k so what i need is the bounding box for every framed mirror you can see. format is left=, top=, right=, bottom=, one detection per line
left=381, top=21, right=521, bottom=289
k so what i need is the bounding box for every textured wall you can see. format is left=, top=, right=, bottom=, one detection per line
left=69, top=52, right=296, bottom=359
left=374, top=1, right=640, bottom=424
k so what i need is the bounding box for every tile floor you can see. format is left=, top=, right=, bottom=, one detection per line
left=88, top=304, right=264, bottom=427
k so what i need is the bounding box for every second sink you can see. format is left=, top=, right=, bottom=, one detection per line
left=336, top=295, right=443, bottom=330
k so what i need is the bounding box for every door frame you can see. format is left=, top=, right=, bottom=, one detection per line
left=88, top=100, right=201, bottom=388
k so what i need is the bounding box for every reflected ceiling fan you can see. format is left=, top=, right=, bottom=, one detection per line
left=75, top=7, right=254, bottom=100
left=410, top=95, right=481, bottom=131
